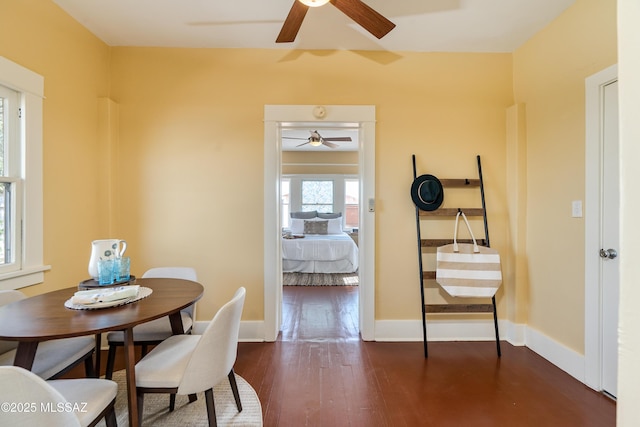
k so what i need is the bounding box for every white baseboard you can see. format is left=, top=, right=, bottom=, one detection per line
left=374, top=319, right=513, bottom=343
left=525, top=326, right=585, bottom=383
left=238, top=320, right=265, bottom=342
left=202, top=319, right=584, bottom=386
left=194, top=320, right=266, bottom=343
left=373, top=319, right=584, bottom=384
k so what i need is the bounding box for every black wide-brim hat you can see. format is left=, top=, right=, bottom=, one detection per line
left=411, top=174, right=444, bottom=211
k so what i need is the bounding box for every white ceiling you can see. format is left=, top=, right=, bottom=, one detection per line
left=53, top=0, right=575, bottom=53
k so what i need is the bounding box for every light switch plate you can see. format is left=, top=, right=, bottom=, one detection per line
left=572, top=200, right=583, bottom=218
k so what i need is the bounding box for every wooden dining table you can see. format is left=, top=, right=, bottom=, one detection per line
left=0, top=277, right=204, bottom=427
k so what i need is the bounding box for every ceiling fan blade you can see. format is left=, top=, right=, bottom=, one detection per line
left=276, top=1, right=309, bottom=43
left=322, top=141, right=339, bottom=149
left=323, top=136, right=352, bottom=142
left=283, top=137, right=311, bottom=140
left=296, top=141, right=312, bottom=147
left=330, top=0, right=395, bottom=39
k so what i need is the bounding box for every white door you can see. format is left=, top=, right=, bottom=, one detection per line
left=600, top=80, right=619, bottom=397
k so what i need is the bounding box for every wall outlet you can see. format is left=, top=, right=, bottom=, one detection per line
left=572, top=200, right=583, bottom=218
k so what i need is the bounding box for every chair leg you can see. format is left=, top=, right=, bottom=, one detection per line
left=228, top=369, right=242, bottom=412
left=104, top=404, right=117, bottom=427
left=94, top=333, right=102, bottom=376
left=205, top=388, right=217, bottom=427
left=169, top=393, right=176, bottom=412
left=105, top=344, right=117, bottom=380
left=137, top=390, right=145, bottom=426
left=189, top=393, right=198, bottom=403
left=84, top=353, right=96, bottom=378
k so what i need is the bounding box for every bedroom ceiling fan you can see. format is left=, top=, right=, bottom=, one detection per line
left=276, top=0, right=396, bottom=43
left=284, top=130, right=352, bottom=149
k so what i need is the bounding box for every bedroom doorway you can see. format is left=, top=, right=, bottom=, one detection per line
left=263, top=105, right=376, bottom=342
left=280, top=130, right=361, bottom=340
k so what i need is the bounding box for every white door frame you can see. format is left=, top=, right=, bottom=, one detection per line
left=584, top=64, right=618, bottom=390
left=263, top=105, right=376, bottom=341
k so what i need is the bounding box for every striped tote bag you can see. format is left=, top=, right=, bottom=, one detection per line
left=436, top=211, right=502, bottom=297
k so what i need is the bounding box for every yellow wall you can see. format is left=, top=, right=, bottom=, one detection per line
left=108, top=47, right=512, bottom=320
left=0, top=0, right=110, bottom=296
left=513, top=0, right=617, bottom=352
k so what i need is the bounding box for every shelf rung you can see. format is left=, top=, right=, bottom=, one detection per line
left=425, top=304, right=494, bottom=313
left=420, top=238, right=487, bottom=247
left=440, top=179, right=480, bottom=188
left=419, top=208, right=484, bottom=217
left=422, top=271, right=436, bottom=280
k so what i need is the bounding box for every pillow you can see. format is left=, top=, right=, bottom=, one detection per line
left=304, top=219, right=328, bottom=235
left=317, top=212, right=342, bottom=219
left=326, top=217, right=343, bottom=234
left=290, top=218, right=305, bottom=234
left=291, top=211, right=317, bottom=219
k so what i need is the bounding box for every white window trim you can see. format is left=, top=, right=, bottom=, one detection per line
left=0, top=56, right=50, bottom=290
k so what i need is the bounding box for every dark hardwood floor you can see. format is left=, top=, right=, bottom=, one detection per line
left=79, top=285, right=615, bottom=426
left=234, top=285, right=616, bottom=427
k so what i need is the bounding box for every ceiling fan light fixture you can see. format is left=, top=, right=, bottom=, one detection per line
left=298, top=0, right=330, bottom=7
left=309, top=139, right=323, bottom=146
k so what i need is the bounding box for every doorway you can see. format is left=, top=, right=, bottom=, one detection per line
left=263, top=105, right=376, bottom=342
left=584, top=64, right=619, bottom=397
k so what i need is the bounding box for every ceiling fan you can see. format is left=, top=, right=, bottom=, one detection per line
left=283, top=130, right=352, bottom=149
left=276, top=0, right=395, bottom=43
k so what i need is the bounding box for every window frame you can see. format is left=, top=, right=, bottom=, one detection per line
left=301, top=179, right=334, bottom=213
left=0, top=85, right=22, bottom=271
left=344, top=178, right=359, bottom=229
left=281, top=178, right=291, bottom=229
left=0, top=56, right=49, bottom=290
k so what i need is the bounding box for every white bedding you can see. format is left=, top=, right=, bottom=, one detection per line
left=282, top=232, right=358, bottom=273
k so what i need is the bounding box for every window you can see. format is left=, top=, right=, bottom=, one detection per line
left=0, top=85, right=19, bottom=268
left=301, top=180, right=333, bottom=213
left=281, top=178, right=290, bottom=229
left=0, top=56, right=47, bottom=290
left=344, top=179, right=359, bottom=229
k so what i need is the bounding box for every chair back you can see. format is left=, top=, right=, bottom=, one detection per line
left=178, top=287, right=245, bottom=395
left=0, top=366, right=81, bottom=427
left=0, top=290, right=26, bottom=354
left=142, top=267, right=198, bottom=317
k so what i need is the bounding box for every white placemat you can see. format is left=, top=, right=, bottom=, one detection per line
left=64, top=286, right=153, bottom=310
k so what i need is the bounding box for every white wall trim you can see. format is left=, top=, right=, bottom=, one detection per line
left=584, top=64, right=618, bottom=391
left=525, top=326, right=585, bottom=384
left=373, top=319, right=584, bottom=384
left=374, top=319, right=514, bottom=343
left=264, top=105, right=376, bottom=342
left=229, top=316, right=585, bottom=386
left=0, top=56, right=49, bottom=290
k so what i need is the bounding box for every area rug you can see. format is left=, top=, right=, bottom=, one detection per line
left=108, top=370, right=263, bottom=426
left=283, top=272, right=359, bottom=286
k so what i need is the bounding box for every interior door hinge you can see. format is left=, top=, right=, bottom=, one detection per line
left=18, top=107, right=22, bottom=119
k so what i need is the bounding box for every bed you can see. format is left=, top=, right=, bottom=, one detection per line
left=282, top=215, right=359, bottom=273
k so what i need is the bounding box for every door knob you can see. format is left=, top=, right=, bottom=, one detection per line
left=600, top=248, right=618, bottom=259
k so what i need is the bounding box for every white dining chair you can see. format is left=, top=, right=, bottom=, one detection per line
left=0, top=290, right=96, bottom=379
left=135, top=287, right=246, bottom=427
left=104, top=266, right=198, bottom=379
left=0, top=365, right=117, bottom=427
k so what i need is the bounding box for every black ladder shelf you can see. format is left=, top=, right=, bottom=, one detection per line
left=412, top=154, right=501, bottom=358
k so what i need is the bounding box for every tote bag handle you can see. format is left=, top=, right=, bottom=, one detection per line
left=453, top=211, right=479, bottom=253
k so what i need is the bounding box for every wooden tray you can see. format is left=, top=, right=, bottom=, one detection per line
left=78, top=276, right=137, bottom=290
